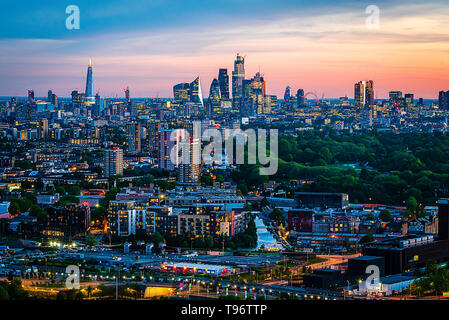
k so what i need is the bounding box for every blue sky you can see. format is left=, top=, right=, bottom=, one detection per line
left=1, top=0, right=448, bottom=98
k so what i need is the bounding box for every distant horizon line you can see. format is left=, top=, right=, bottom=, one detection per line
left=0, top=96, right=439, bottom=101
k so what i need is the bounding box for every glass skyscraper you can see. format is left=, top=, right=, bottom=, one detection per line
left=85, top=58, right=95, bottom=105
left=218, top=68, right=229, bottom=100
left=232, top=54, right=245, bottom=108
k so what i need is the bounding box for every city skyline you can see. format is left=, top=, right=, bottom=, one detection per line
left=1, top=0, right=449, bottom=98
left=0, top=55, right=445, bottom=101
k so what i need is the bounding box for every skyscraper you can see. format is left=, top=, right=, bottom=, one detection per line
left=365, top=80, right=374, bottom=107
left=126, top=122, right=141, bottom=154
left=284, top=86, right=291, bottom=102
left=354, top=81, right=365, bottom=108
left=84, top=58, right=95, bottom=105
left=354, top=81, right=374, bottom=109
left=48, top=90, right=57, bottom=106
left=146, top=120, right=161, bottom=156
left=104, top=147, right=124, bottom=177
left=39, top=118, right=48, bottom=139
left=439, top=90, right=449, bottom=110
left=232, top=54, right=245, bottom=109
left=296, top=89, right=305, bottom=107
left=218, top=68, right=229, bottom=100
left=189, top=77, right=204, bottom=106
left=125, top=86, right=130, bottom=104
left=158, top=129, right=185, bottom=171
left=389, top=91, right=403, bottom=107
left=173, top=83, right=191, bottom=103
left=405, top=93, right=414, bottom=110
left=243, top=72, right=266, bottom=115
left=209, top=78, right=221, bottom=103
left=71, top=90, right=85, bottom=109
left=93, top=92, right=103, bottom=117
left=178, top=137, right=201, bottom=185
left=27, top=90, right=34, bottom=102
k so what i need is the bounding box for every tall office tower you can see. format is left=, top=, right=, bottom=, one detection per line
left=218, top=68, right=229, bottom=100
left=38, top=118, right=49, bottom=139
left=232, top=53, right=245, bottom=109
left=71, top=90, right=85, bottom=109
left=209, top=78, right=221, bottom=103
left=129, top=102, right=138, bottom=117
left=104, top=147, right=124, bottom=177
left=17, top=103, right=34, bottom=123
left=178, top=137, right=201, bottom=185
left=354, top=81, right=366, bottom=108
left=243, top=72, right=266, bottom=114
left=27, top=90, right=35, bottom=102
left=189, top=77, right=204, bottom=106
left=146, top=120, right=161, bottom=156
left=47, top=90, right=57, bottom=106
left=296, top=89, right=305, bottom=107
left=365, top=80, right=374, bottom=107
left=173, top=82, right=191, bottom=104
left=439, top=91, right=449, bottom=110
left=389, top=91, right=403, bottom=107
left=269, top=94, right=278, bottom=111
left=263, top=94, right=277, bottom=114
left=404, top=93, right=414, bottom=110
left=93, top=92, right=102, bottom=117
left=125, top=122, right=141, bottom=154
left=84, top=58, right=95, bottom=105
left=418, top=98, right=424, bottom=109
left=284, top=86, right=291, bottom=102
left=125, top=86, right=130, bottom=104
left=158, top=129, right=185, bottom=171
left=51, top=93, right=57, bottom=107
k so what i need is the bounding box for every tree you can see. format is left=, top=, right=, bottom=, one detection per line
left=425, top=259, right=438, bottom=276
left=201, top=174, right=213, bottom=186
left=68, top=185, right=81, bottom=196
left=359, top=233, right=374, bottom=244
left=406, top=196, right=418, bottom=212
left=58, top=195, right=80, bottom=206
left=91, top=206, right=107, bottom=222
left=5, top=279, right=29, bottom=300
left=55, top=186, right=66, bottom=195
left=151, top=232, right=164, bottom=246
left=85, top=234, right=98, bottom=247
left=8, top=202, right=20, bottom=215
left=0, top=285, right=9, bottom=300
left=238, top=183, right=248, bottom=196
left=29, top=205, right=47, bottom=222
left=404, top=196, right=419, bottom=219
left=29, top=205, right=44, bottom=217
left=205, top=235, right=214, bottom=249
left=379, top=209, right=392, bottom=222
left=194, top=237, right=205, bottom=248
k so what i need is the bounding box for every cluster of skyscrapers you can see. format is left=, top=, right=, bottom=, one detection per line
left=172, top=54, right=277, bottom=118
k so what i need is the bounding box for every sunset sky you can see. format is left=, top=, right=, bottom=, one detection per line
left=0, top=0, right=448, bottom=99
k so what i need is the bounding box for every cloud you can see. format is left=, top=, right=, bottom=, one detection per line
left=0, top=1, right=448, bottom=98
